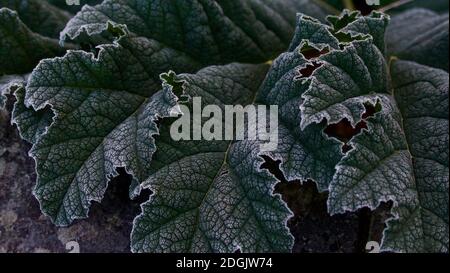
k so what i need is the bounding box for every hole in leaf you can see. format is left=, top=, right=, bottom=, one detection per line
left=296, top=61, right=323, bottom=79
left=300, top=43, right=329, bottom=60
left=327, top=11, right=359, bottom=33
left=260, top=155, right=287, bottom=182
left=356, top=201, right=393, bottom=253
left=362, top=101, right=382, bottom=119
left=160, top=71, right=186, bottom=99
left=324, top=119, right=367, bottom=152
left=259, top=154, right=389, bottom=252
left=327, top=11, right=369, bottom=45
left=79, top=43, right=101, bottom=58
left=324, top=102, right=381, bottom=153
left=112, top=168, right=151, bottom=204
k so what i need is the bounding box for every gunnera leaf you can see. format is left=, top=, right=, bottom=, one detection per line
left=0, top=74, right=52, bottom=142
left=383, top=61, right=448, bottom=252
left=386, top=8, right=449, bottom=71
left=0, top=8, right=69, bottom=75
left=131, top=10, right=375, bottom=251
left=19, top=0, right=336, bottom=228
left=12, top=86, right=54, bottom=144
left=25, top=35, right=194, bottom=226
left=328, top=61, right=448, bottom=253
left=256, top=13, right=343, bottom=191
left=131, top=10, right=370, bottom=251
left=131, top=63, right=293, bottom=253
left=60, top=0, right=335, bottom=64
left=299, top=11, right=390, bottom=129
left=294, top=11, right=448, bottom=253
left=0, top=0, right=72, bottom=38
left=0, top=2, right=76, bottom=114
left=6, top=0, right=447, bottom=254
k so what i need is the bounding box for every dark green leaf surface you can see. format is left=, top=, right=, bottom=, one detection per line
left=12, top=87, right=54, bottom=144
left=328, top=61, right=448, bottom=252
left=61, top=0, right=334, bottom=64
left=0, top=0, right=71, bottom=38
left=295, top=11, right=390, bottom=129
left=384, top=61, right=448, bottom=252
left=288, top=14, right=339, bottom=51
left=257, top=15, right=343, bottom=191
left=386, top=8, right=449, bottom=71
left=300, top=38, right=389, bottom=129
left=253, top=12, right=387, bottom=191
left=131, top=63, right=293, bottom=253
left=336, top=11, right=389, bottom=53
left=25, top=36, right=189, bottom=226
left=2, top=0, right=447, bottom=254
left=295, top=11, right=448, bottom=252
left=19, top=0, right=333, bottom=228
left=0, top=8, right=68, bottom=75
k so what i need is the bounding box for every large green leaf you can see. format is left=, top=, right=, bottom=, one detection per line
left=19, top=0, right=336, bottom=228
left=293, top=11, right=448, bottom=253
left=5, top=0, right=447, bottom=254
left=0, top=1, right=75, bottom=111
left=130, top=10, right=361, bottom=252
left=256, top=14, right=343, bottom=191
left=383, top=61, right=448, bottom=252
left=386, top=8, right=449, bottom=71
left=61, top=0, right=335, bottom=64
left=0, top=8, right=68, bottom=76
left=0, top=0, right=71, bottom=38
left=25, top=36, right=191, bottom=226
left=295, top=11, right=390, bottom=129
left=131, top=63, right=294, bottom=253
left=328, top=61, right=448, bottom=252
left=301, top=38, right=389, bottom=129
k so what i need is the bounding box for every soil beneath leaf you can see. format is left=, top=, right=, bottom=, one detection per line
left=0, top=105, right=389, bottom=253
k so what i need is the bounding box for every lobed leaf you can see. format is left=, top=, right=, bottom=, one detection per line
left=2, top=1, right=447, bottom=254
left=283, top=10, right=448, bottom=253
left=25, top=36, right=191, bottom=226
left=61, top=0, right=334, bottom=64
left=300, top=38, right=389, bottom=129
left=19, top=0, right=335, bottom=228
left=257, top=17, right=343, bottom=190
left=328, top=61, right=448, bottom=252
left=131, top=63, right=294, bottom=253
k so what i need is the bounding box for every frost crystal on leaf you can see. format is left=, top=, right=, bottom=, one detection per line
left=0, top=0, right=448, bottom=254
